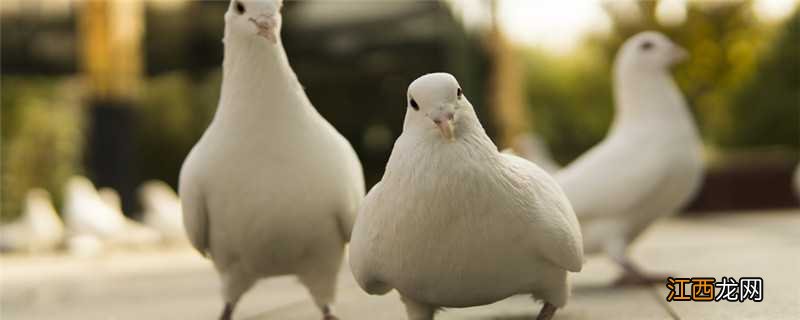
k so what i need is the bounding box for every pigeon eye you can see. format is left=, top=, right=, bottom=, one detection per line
left=456, top=88, right=462, bottom=99
left=409, top=98, right=419, bottom=111
left=235, top=1, right=246, bottom=14
left=640, top=41, right=653, bottom=51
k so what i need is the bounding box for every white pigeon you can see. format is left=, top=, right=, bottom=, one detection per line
left=178, top=1, right=365, bottom=319
left=62, top=176, right=160, bottom=248
left=509, top=132, right=561, bottom=174
left=0, top=188, right=64, bottom=252
left=63, top=176, right=126, bottom=238
left=349, top=73, right=583, bottom=320
left=98, top=187, right=162, bottom=247
left=139, top=180, right=186, bottom=242
left=555, top=31, right=703, bottom=285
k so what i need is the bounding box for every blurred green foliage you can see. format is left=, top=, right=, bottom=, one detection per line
left=1, top=77, right=84, bottom=220
left=0, top=71, right=221, bottom=220
left=521, top=47, right=613, bottom=163
left=135, top=71, right=220, bottom=187
left=523, top=0, right=799, bottom=165
left=726, top=10, right=800, bottom=148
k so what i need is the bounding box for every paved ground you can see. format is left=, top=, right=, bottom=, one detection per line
left=1, top=209, right=798, bottom=320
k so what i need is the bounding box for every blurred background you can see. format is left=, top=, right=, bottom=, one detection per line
left=1, top=0, right=798, bottom=319
left=1, top=0, right=798, bottom=221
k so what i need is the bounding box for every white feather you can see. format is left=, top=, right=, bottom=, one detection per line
left=139, top=180, right=186, bottom=242
left=349, top=73, right=582, bottom=316
left=178, top=0, right=364, bottom=314
left=98, top=187, right=163, bottom=248
left=508, top=132, right=561, bottom=174
left=63, top=176, right=126, bottom=238
left=555, top=31, right=703, bottom=257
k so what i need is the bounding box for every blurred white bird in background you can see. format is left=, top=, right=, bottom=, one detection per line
left=556, top=31, right=704, bottom=285
left=98, top=187, right=162, bottom=248
left=138, top=180, right=186, bottom=242
left=0, top=188, right=65, bottom=253
left=509, top=132, right=561, bottom=174
left=349, top=73, right=582, bottom=320
left=63, top=176, right=160, bottom=251
left=179, top=1, right=365, bottom=319
left=63, top=176, right=125, bottom=238
left=97, top=187, right=122, bottom=212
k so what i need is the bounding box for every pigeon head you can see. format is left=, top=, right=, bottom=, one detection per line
left=406, top=73, right=470, bottom=142
left=98, top=188, right=123, bottom=212
left=225, top=0, right=283, bottom=44
left=616, top=31, right=688, bottom=72
left=66, top=176, right=96, bottom=197
left=26, top=188, right=55, bottom=219
left=27, top=188, right=52, bottom=204
left=139, top=180, right=176, bottom=207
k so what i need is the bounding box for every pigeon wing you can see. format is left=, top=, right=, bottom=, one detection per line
left=502, top=153, right=584, bottom=272
left=555, top=138, right=669, bottom=222
left=178, top=172, right=209, bottom=256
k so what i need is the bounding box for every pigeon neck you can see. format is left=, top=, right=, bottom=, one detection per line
left=216, top=34, right=309, bottom=122
left=611, top=67, right=694, bottom=133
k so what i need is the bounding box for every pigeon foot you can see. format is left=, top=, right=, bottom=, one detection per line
left=613, top=271, right=671, bottom=287
left=536, top=302, right=557, bottom=320
left=219, top=303, right=234, bottom=320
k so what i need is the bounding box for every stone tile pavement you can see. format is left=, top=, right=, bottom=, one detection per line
left=1, top=210, right=798, bottom=320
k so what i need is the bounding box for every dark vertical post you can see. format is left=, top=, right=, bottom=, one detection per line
left=487, top=0, right=529, bottom=148
left=78, top=0, right=144, bottom=216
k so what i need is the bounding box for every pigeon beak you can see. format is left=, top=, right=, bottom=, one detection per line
left=249, top=14, right=278, bottom=44
left=431, top=111, right=455, bottom=142
left=671, top=45, right=689, bottom=63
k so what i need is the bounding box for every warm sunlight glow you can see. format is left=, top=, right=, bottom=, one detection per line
left=754, top=0, right=798, bottom=22
left=497, top=0, right=611, bottom=54
left=656, top=0, right=687, bottom=27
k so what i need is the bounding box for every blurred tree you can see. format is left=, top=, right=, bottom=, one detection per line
left=143, top=1, right=227, bottom=76
left=0, top=5, right=77, bottom=75
left=522, top=0, right=795, bottom=164
left=135, top=71, right=219, bottom=187
left=1, top=78, right=84, bottom=220
left=725, top=9, right=799, bottom=148
left=521, top=47, right=614, bottom=164
left=675, top=1, right=777, bottom=147
left=598, top=0, right=776, bottom=146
